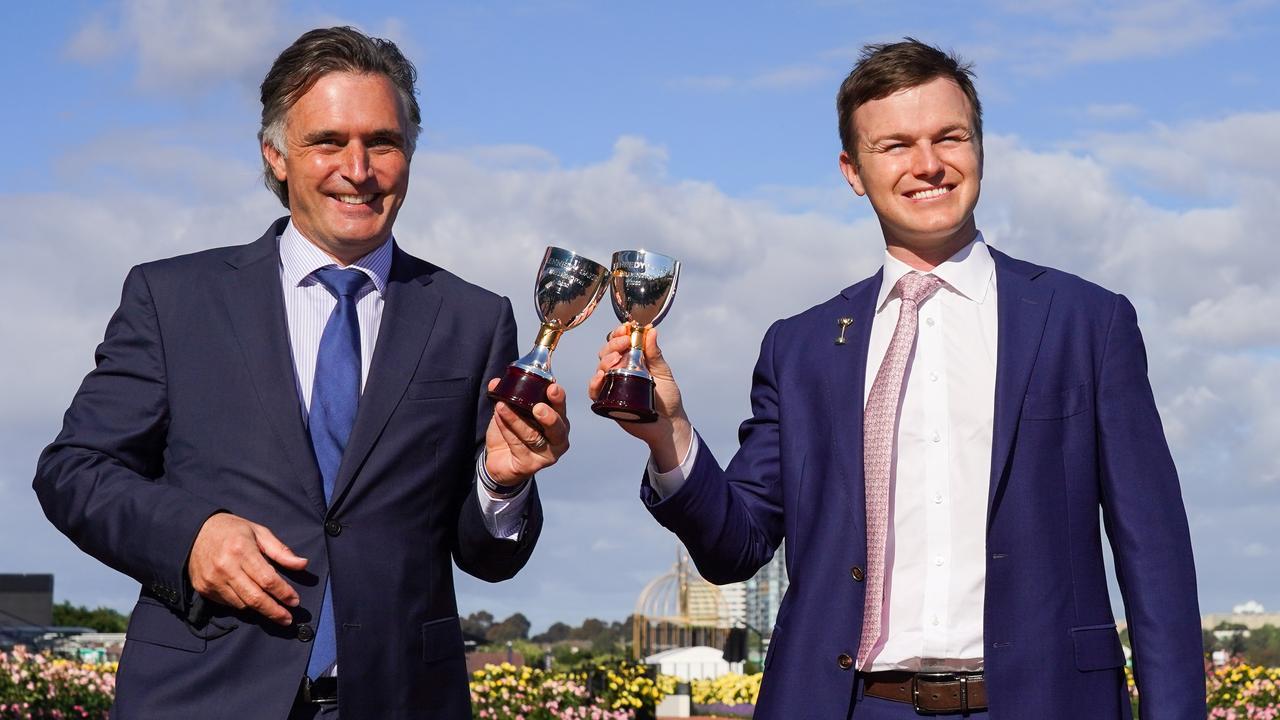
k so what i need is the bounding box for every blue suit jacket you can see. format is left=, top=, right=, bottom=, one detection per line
left=35, top=218, right=541, bottom=719
left=643, top=248, right=1203, bottom=719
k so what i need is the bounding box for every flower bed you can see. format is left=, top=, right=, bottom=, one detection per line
left=0, top=648, right=115, bottom=719
left=1205, top=663, right=1280, bottom=718
left=470, top=661, right=662, bottom=719
left=5, top=649, right=1280, bottom=717
left=688, top=674, right=761, bottom=706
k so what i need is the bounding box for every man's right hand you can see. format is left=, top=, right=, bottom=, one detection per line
left=589, top=325, right=694, bottom=473
left=188, top=513, right=308, bottom=626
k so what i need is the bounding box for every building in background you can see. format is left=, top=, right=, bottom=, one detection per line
left=0, top=574, right=55, bottom=648
left=744, top=542, right=788, bottom=640
left=632, top=546, right=729, bottom=660
left=0, top=574, right=54, bottom=627
left=718, top=581, right=746, bottom=629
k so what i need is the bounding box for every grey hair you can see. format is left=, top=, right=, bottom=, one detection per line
left=258, top=26, right=422, bottom=207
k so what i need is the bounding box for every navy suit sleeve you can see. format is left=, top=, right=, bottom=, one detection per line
left=451, top=295, right=543, bottom=582
left=33, top=266, right=224, bottom=610
left=642, top=321, right=786, bottom=584
left=1096, top=295, right=1205, bottom=718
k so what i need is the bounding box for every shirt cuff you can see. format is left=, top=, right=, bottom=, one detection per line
left=476, top=450, right=531, bottom=541
left=645, top=431, right=700, bottom=499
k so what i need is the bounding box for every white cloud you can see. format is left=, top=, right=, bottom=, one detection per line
left=749, top=64, right=831, bottom=90
left=669, top=62, right=836, bottom=93
left=63, top=13, right=121, bottom=62
left=1175, top=285, right=1280, bottom=348
left=1084, top=103, right=1142, bottom=120
left=668, top=75, right=736, bottom=92
left=63, top=0, right=286, bottom=92
left=988, top=0, right=1269, bottom=72
left=1085, top=112, right=1280, bottom=199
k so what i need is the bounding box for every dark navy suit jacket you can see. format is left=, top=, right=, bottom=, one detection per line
left=642, top=248, right=1203, bottom=719
left=35, top=218, right=542, bottom=719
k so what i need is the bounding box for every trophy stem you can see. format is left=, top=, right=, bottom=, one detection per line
left=616, top=325, right=647, bottom=373
left=487, top=323, right=565, bottom=418
left=535, top=323, right=564, bottom=349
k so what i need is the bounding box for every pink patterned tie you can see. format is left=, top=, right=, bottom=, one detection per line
left=857, top=270, right=943, bottom=668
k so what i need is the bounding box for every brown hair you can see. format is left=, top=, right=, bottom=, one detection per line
left=836, top=38, right=981, bottom=159
left=258, top=26, right=422, bottom=207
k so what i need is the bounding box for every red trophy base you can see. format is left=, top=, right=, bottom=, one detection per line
left=487, top=365, right=551, bottom=419
left=591, top=372, right=658, bottom=423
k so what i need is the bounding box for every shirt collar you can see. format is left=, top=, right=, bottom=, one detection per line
left=279, top=219, right=393, bottom=296
left=875, top=231, right=994, bottom=311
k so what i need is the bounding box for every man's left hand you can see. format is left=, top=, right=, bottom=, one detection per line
left=483, top=379, right=570, bottom=487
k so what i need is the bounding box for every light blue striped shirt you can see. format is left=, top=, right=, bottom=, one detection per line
left=278, top=221, right=527, bottom=539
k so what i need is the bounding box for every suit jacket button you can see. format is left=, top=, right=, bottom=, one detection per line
left=324, top=519, right=342, bottom=537
left=297, top=624, right=315, bottom=642
left=837, top=653, right=854, bottom=670
left=850, top=565, right=865, bottom=582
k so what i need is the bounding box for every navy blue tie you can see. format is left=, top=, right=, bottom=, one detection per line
left=306, top=267, right=367, bottom=679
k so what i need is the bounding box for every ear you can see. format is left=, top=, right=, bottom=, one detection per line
left=839, top=151, right=867, bottom=197
left=263, top=142, right=287, bottom=182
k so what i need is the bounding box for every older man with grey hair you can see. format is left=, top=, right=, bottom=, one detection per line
left=35, top=26, right=566, bottom=719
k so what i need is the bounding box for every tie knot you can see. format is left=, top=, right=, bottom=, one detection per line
left=895, top=271, right=942, bottom=305
left=314, top=267, right=368, bottom=299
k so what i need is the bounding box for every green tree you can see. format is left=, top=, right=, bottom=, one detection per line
left=571, top=618, right=607, bottom=641
left=461, top=610, right=494, bottom=639
left=487, top=612, right=531, bottom=642
left=51, top=601, right=129, bottom=632
left=532, top=621, right=572, bottom=643
left=1243, top=624, right=1280, bottom=666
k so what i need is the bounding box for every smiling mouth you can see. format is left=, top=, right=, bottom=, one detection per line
left=334, top=194, right=377, bottom=205
left=906, top=186, right=952, bottom=200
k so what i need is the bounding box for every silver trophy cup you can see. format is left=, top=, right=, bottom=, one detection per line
left=591, top=250, right=681, bottom=423
left=488, top=247, right=609, bottom=416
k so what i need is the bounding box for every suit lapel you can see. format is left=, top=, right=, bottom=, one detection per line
left=832, top=270, right=882, bottom=538
left=329, top=246, right=442, bottom=510
left=221, top=220, right=327, bottom=516
left=987, top=249, right=1053, bottom=524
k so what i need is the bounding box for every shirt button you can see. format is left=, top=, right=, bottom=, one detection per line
left=297, top=624, right=315, bottom=642
left=931, top=616, right=940, bottom=626
left=925, top=317, right=936, bottom=327
left=325, top=519, right=342, bottom=537
left=935, top=556, right=945, bottom=566
left=931, top=431, right=941, bottom=443
left=850, top=565, right=865, bottom=582
left=837, top=653, right=854, bottom=670
left=929, top=371, right=939, bottom=382
left=933, top=493, right=944, bottom=504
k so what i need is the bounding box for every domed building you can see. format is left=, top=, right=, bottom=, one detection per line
left=631, top=546, right=731, bottom=659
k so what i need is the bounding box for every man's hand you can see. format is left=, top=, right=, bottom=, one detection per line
left=588, top=325, right=693, bottom=472
left=483, top=380, right=571, bottom=487
left=188, top=513, right=308, bottom=626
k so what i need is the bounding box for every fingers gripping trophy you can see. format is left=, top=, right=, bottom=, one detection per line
left=488, top=247, right=609, bottom=416
left=591, top=250, right=681, bottom=423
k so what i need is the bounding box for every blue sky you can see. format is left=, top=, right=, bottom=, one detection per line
left=3, top=1, right=1278, bottom=633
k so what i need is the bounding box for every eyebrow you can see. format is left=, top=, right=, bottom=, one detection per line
left=299, top=128, right=406, bottom=144
left=866, top=124, right=972, bottom=146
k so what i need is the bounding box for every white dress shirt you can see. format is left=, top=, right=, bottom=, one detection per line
left=279, top=221, right=528, bottom=540
left=650, top=234, right=997, bottom=672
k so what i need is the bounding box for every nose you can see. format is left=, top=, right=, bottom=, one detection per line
left=339, top=142, right=371, bottom=185
left=911, top=142, right=943, bottom=180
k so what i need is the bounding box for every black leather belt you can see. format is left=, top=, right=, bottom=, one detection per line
left=298, top=676, right=338, bottom=704
left=861, top=671, right=987, bottom=714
